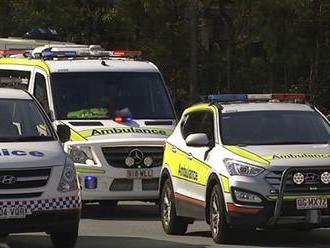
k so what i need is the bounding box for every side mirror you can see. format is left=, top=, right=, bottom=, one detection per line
left=57, top=124, right=71, bottom=143
left=185, top=133, right=210, bottom=147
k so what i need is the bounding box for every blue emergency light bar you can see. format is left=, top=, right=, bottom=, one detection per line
left=41, top=50, right=78, bottom=57
left=207, top=93, right=306, bottom=102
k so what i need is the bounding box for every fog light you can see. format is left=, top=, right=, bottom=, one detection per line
left=125, top=156, right=135, bottom=167
left=321, top=172, right=330, bottom=184
left=293, top=172, right=305, bottom=185
left=144, top=156, right=153, bottom=167
left=234, top=189, right=262, bottom=203
left=85, top=176, right=97, bottom=189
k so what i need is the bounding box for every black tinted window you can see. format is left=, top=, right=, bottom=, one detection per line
left=221, top=111, right=330, bottom=145
left=51, top=72, right=175, bottom=120
left=34, top=73, right=50, bottom=114
left=0, top=70, right=30, bottom=89
left=182, top=111, right=214, bottom=140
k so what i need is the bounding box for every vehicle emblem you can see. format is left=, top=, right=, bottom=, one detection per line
left=0, top=175, right=17, bottom=185
left=125, top=149, right=144, bottom=167
left=304, top=173, right=320, bottom=184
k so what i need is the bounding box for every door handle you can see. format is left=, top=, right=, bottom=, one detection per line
left=171, top=146, right=177, bottom=153
left=187, top=153, right=193, bottom=160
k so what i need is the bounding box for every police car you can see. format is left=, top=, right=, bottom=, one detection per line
left=160, top=93, right=330, bottom=243
left=0, top=88, right=80, bottom=247
left=0, top=45, right=176, bottom=206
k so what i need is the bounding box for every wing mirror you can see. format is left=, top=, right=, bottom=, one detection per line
left=185, top=133, right=210, bottom=147
left=57, top=124, right=71, bottom=143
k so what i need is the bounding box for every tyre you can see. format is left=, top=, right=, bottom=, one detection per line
left=50, top=228, right=78, bottom=248
left=160, top=179, right=189, bottom=235
left=99, top=200, right=118, bottom=207
left=209, top=184, right=231, bottom=244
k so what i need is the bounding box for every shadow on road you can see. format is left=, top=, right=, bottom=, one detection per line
left=81, top=203, right=160, bottom=221
left=187, top=228, right=330, bottom=247
left=2, top=235, right=207, bottom=248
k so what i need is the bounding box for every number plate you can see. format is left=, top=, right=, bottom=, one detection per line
left=296, top=197, right=328, bottom=210
left=127, top=169, right=153, bottom=179
left=0, top=207, right=28, bottom=219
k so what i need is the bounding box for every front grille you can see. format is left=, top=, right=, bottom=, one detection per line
left=102, top=147, right=163, bottom=168
left=110, top=179, right=133, bottom=191
left=142, top=178, right=159, bottom=191
left=0, top=168, right=51, bottom=189
left=266, top=168, right=330, bottom=194
left=0, top=192, right=42, bottom=199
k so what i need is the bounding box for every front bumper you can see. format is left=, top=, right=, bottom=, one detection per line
left=0, top=194, right=81, bottom=234
left=77, top=169, right=160, bottom=201
left=0, top=209, right=80, bottom=234
left=227, top=166, right=330, bottom=229
left=227, top=202, right=330, bottom=229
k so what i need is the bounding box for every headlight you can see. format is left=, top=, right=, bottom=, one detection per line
left=224, top=159, right=265, bottom=177
left=58, top=163, right=78, bottom=192
left=68, top=145, right=96, bottom=165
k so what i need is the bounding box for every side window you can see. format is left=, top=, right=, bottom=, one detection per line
left=34, top=73, right=50, bottom=115
left=0, top=69, right=30, bottom=89
left=200, top=111, right=215, bottom=142
left=181, top=110, right=215, bottom=141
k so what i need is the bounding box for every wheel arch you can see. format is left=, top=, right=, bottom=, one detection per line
left=159, top=167, right=171, bottom=201
left=205, top=173, right=222, bottom=224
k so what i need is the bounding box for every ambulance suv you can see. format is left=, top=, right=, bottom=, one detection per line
left=0, top=88, right=80, bottom=248
left=160, top=93, right=330, bottom=243
left=0, top=45, right=176, bottom=206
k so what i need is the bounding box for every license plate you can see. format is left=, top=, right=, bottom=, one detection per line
left=296, top=197, right=328, bottom=210
left=127, top=169, right=153, bottom=179
left=0, top=207, right=27, bottom=219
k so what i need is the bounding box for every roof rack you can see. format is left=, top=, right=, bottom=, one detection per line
left=30, top=45, right=143, bottom=60
left=203, top=93, right=308, bottom=104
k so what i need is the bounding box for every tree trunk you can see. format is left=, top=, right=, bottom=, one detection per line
left=189, top=0, right=199, bottom=103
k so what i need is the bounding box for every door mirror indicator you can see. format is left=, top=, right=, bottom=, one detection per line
left=57, top=124, right=71, bottom=143
left=185, top=133, right=210, bottom=147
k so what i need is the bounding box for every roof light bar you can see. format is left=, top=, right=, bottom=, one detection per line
left=272, top=93, right=306, bottom=100
left=208, top=94, right=247, bottom=101
left=207, top=93, right=306, bottom=102
left=0, top=49, right=30, bottom=56
left=30, top=45, right=143, bottom=59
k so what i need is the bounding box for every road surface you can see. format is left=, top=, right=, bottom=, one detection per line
left=1, top=202, right=330, bottom=248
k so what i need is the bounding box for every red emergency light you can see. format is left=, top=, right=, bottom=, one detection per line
left=112, top=50, right=143, bottom=57
left=272, top=93, right=306, bottom=100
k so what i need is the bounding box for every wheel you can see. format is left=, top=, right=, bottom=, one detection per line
left=209, top=184, right=231, bottom=244
left=99, top=200, right=118, bottom=207
left=50, top=228, right=78, bottom=248
left=160, top=179, right=189, bottom=235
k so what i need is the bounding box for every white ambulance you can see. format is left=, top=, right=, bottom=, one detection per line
left=0, top=45, right=176, bottom=206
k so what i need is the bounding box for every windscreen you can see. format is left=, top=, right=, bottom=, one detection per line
left=0, top=99, right=55, bottom=142
left=221, top=111, right=330, bottom=145
left=51, top=72, right=175, bottom=120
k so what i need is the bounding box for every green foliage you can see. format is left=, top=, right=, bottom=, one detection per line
left=1, top=0, right=330, bottom=110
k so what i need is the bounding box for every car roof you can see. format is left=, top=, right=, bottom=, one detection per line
left=0, top=88, right=31, bottom=100
left=0, top=57, right=160, bottom=74
left=45, top=59, right=159, bottom=73
left=221, top=102, right=314, bottom=113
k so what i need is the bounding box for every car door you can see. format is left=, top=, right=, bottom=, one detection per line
left=184, top=109, right=215, bottom=205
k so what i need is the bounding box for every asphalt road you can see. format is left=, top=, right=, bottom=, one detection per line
left=1, top=202, right=330, bottom=248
